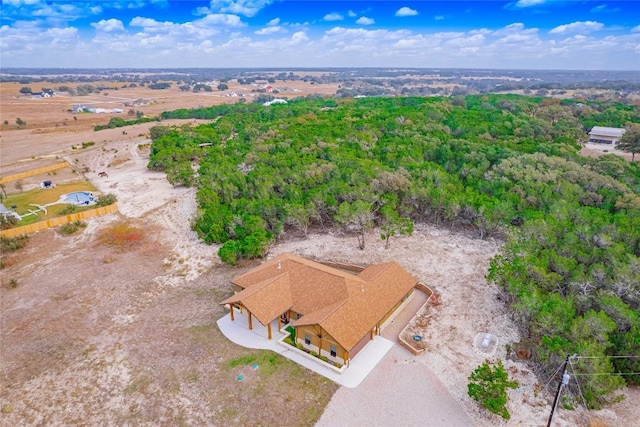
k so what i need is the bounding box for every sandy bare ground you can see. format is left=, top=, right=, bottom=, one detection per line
left=1, top=88, right=638, bottom=426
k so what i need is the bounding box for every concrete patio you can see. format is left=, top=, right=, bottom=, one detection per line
left=216, top=288, right=431, bottom=388
left=217, top=313, right=394, bottom=388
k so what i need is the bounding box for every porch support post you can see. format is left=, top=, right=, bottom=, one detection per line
left=318, top=335, right=323, bottom=357
left=278, top=316, right=281, bottom=331
left=229, top=304, right=235, bottom=321
left=268, top=322, right=272, bottom=340
left=248, top=311, right=253, bottom=330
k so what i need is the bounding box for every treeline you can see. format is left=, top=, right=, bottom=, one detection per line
left=148, top=94, right=640, bottom=407
left=94, top=116, right=155, bottom=131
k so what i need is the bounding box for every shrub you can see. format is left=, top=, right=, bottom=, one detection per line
left=99, top=222, right=144, bottom=248
left=59, top=220, right=86, bottom=235
left=468, top=360, right=518, bottom=420
left=0, top=235, right=29, bottom=251
left=60, top=204, right=77, bottom=215
left=96, top=193, right=117, bottom=206
left=2, top=278, right=18, bottom=289
left=0, top=215, right=18, bottom=230
left=218, top=241, right=240, bottom=266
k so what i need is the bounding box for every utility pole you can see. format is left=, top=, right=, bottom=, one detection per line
left=547, top=354, right=571, bottom=427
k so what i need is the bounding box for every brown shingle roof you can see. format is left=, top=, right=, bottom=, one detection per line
left=221, top=273, right=292, bottom=325
left=222, top=253, right=418, bottom=352
left=294, top=262, right=418, bottom=352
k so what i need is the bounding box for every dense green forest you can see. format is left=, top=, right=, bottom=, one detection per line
left=148, top=94, right=640, bottom=407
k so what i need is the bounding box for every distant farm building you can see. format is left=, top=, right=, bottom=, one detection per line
left=588, top=126, right=626, bottom=146
left=72, top=105, right=123, bottom=114
left=31, top=89, right=55, bottom=98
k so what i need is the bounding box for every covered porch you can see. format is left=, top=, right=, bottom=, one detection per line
left=223, top=303, right=292, bottom=340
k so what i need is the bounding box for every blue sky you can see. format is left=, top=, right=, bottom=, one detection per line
left=1, top=1, right=639, bottom=70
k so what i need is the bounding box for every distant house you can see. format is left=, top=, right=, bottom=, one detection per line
left=588, top=126, right=626, bottom=145
left=0, top=203, right=20, bottom=221
left=264, top=85, right=273, bottom=92
left=220, top=253, right=418, bottom=367
left=263, top=99, right=287, bottom=106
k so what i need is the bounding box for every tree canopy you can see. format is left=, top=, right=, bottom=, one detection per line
left=148, top=94, right=640, bottom=407
left=618, top=125, right=640, bottom=161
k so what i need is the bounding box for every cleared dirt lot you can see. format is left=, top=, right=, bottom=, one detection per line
left=1, top=83, right=638, bottom=426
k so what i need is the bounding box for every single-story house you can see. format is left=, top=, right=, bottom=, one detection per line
left=220, top=253, right=418, bottom=367
left=588, top=126, right=626, bottom=145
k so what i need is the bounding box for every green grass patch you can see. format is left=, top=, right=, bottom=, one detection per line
left=225, top=351, right=287, bottom=376
left=226, top=354, right=257, bottom=369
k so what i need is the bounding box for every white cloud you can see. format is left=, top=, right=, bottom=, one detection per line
left=199, top=13, right=246, bottom=27
left=434, top=15, right=445, bottom=21
left=130, top=17, right=161, bottom=28
left=255, top=25, right=283, bottom=35
left=356, top=16, right=375, bottom=26
left=91, top=18, right=124, bottom=32
left=267, top=17, right=279, bottom=26
left=492, top=23, right=537, bottom=36
left=395, top=7, right=418, bottom=17
left=205, top=0, right=275, bottom=17
left=631, top=25, right=640, bottom=33
left=3, top=0, right=40, bottom=6
left=549, top=21, right=604, bottom=34
left=512, top=0, right=546, bottom=7
left=590, top=4, right=619, bottom=13
left=324, top=13, right=343, bottom=21
left=348, top=10, right=356, bottom=18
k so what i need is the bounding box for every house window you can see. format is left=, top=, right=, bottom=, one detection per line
left=297, top=313, right=302, bottom=319
left=304, top=334, right=311, bottom=345
left=330, top=345, right=337, bottom=357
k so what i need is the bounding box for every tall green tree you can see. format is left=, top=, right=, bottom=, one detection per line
left=618, top=126, right=640, bottom=161
left=334, top=200, right=374, bottom=250
left=379, top=204, right=413, bottom=249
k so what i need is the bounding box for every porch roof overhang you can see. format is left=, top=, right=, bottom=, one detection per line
left=221, top=273, right=293, bottom=326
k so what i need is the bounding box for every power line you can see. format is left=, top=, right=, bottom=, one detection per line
left=573, top=355, right=640, bottom=359
left=571, top=372, right=640, bottom=376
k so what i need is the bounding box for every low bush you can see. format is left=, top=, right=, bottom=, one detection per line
left=2, top=278, right=18, bottom=289
left=60, top=204, right=77, bottom=215
left=0, top=235, right=29, bottom=252
left=99, top=222, right=144, bottom=248
left=0, top=215, right=18, bottom=230
left=96, top=193, right=117, bottom=206
left=468, top=359, right=518, bottom=420
left=59, top=220, right=86, bottom=235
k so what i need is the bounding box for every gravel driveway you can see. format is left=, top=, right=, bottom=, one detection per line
left=316, top=345, right=475, bottom=427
